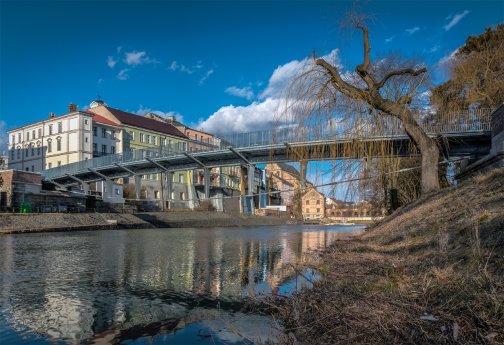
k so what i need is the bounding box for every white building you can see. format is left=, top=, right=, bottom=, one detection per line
left=8, top=104, right=93, bottom=172
left=89, top=114, right=122, bottom=157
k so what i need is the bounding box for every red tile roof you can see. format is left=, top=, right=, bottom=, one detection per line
left=89, top=114, right=121, bottom=127
left=87, top=107, right=188, bottom=139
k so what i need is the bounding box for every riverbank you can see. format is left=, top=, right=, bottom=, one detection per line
left=0, top=211, right=295, bottom=234
left=270, top=168, right=504, bottom=344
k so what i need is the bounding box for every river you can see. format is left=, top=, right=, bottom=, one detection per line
left=0, top=224, right=363, bottom=344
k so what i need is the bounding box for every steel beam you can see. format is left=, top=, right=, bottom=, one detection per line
left=114, top=163, right=136, bottom=176
left=283, top=142, right=304, bottom=161
left=228, top=147, right=251, bottom=165
left=146, top=157, right=171, bottom=172
left=183, top=152, right=206, bottom=168
left=88, top=168, right=110, bottom=181
left=66, top=174, right=90, bottom=194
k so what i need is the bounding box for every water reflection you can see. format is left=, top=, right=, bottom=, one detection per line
left=0, top=225, right=362, bottom=344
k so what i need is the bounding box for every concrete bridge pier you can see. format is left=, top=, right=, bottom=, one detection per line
left=134, top=175, right=142, bottom=200
left=204, top=168, right=211, bottom=199
left=247, top=163, right=255, bottom=214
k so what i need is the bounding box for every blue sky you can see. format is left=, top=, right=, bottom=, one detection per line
left=0, top=0, right=503, bottom=153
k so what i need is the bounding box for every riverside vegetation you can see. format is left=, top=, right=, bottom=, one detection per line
left=267, top=168, right=504, bottom=344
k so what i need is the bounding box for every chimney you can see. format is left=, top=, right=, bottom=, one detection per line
left=49, top=112, right=56, bottom=118
left=68, top=103, right=78, bottom=113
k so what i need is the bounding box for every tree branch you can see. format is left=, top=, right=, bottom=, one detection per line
left=376, top=67, right=427, bottom=89
left=315, top=58, right=367, bottom=100
left=355, top=25, right=376, bottom=88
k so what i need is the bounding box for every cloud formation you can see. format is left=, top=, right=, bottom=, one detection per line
left=107, top=56, right=117, bottom=68
left=444, top=10, right=470, bottom=31
left=406, top=27, right=420, bottom=35
left=385, top=35, right=395, bottom=43
left=125, top=51, right=157, bottom=65
left=225, top=86, right=255, bottom=100
left=135, top=106, right=184, bottom=124
left=198, top=69, right=214, bottom=85
left=197, top=49, right=341, bottom=135
left=117, top=68, right=130, bottom=80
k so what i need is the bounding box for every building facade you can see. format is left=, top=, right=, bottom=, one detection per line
left=302, top=188, right=325, bottom=220
left=8, top=106, right=93, bottom=172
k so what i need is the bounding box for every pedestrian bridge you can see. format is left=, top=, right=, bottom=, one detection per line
left=42, top=109, right=493, bottom=188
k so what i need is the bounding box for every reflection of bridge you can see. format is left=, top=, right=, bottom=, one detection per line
left=42, top=110, right=493, bottom=199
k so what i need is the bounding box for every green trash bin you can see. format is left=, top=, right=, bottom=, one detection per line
left=20, top=202, right=32, bottom=213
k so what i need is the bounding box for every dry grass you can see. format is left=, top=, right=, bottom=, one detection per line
left=266, top=168, right=504, bottom=344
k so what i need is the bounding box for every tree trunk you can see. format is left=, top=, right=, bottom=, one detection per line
left=398, top=110, right=440, bottom=194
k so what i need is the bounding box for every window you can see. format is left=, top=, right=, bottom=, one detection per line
left=17, top=147, right=21, bottom=159
left=93, top=126, right=97, bottom=136
left=306, top=200, right=309, bottom=205
left=18, top=133, right=21, bottom=142
left=115, top=188, right=121, bottom=195
left=58, top=161, right=61, bottom=167
left=32, top=130, right=36, bottom=139
left=31, top=145, right=35, bottom=156
left=31, top=166, right=34, bottom=172
left=58, top=122, right=62, bottom=133
left=56, top=138, right=62, bottom=151
left=85, top=137, right=88, bottom=143
left=128, top=131, right=134, bottom=141
left=47, top=140, right=52, bottom=153
left=38, top=128, right=42, bottom=138
left=112, top=130, right=116, bottom=139
left=102, top=145, right=106, bottom=154
left=85, top=119, right=89, bottom=125
left=37, top=145, right=41, bottom=155
left=306, top=208, right=309, bottom=213
left=316, top=200, right=320, bottom=205
left=316, top=208, right=320, bottom=213
left=25, top=147, right=28, bottom=156
left=48, top=125, right=53, bottom=135
left=146, top=135, right=150, bottom=144
left=48, top=163, right=52, bottom=168
left=26, top=167, right=29, bottom=172
left=154, top=191, right=160, bottom=199
left=11, top=135, right=15, bottom=144
left=102, top=128, right=107, bottom=138
left=168, top=139, right=172, bottom=146
left=111, top=146, right=116, bottom=154
left=153, top=136, right=157, bottom=145
left=93, top=143, right=97, bottom=152
left=180, top=192, right=185, bottom=200
left=27, top=132, right=30, bottom=141
left=178, top=174, right=184, bottom=183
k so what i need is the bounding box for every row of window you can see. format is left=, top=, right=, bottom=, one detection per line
left=92, top=144, right=116, bottom=155
left=305, top=199, right=321, bottom=205
left=140, top=174, right=185, bottom=183
left=93, top=126, right=116, bottom=139
left=12, top=122, right=67, bottom=145
left=10, top=138, right=64, bottom=160
left=305, top=208, right=322, bottom=213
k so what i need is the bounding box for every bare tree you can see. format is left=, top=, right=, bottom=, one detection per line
left=290, top=17, right=439, bottom=195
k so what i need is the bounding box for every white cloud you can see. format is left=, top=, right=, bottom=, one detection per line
left=135, top=106, right=184, bottom=124
left=443, top=10, right=470, bottom=31
left=117, top=68, right=130, bottom=80
left=197, top=49, right=341, bottom=135
left=225, top=86, right=255, bottom=100
left=124, top=51, right=157, bottom=66
left=385, top=35, right=395, bottom=43
left=117, top=46, right=123, bottom=54
left=198, top=69, right=214, bottom=85
left=0, top=120, right=8, bottom=155
left=438, top=48, right=459, bottom=65
left=430, top=45, right=440, bottom=53
left=406, top=27, right=420, bottom=35
left=107, top=56, right=117, bottom=68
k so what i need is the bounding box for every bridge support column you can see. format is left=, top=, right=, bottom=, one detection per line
left=82, top=183, right=90, bottom=195
left=166, top=171, right=173, bottom=209
left=134, top=175, right=142, bottom=200
left=299, top=160, right=307, bottom=190
left=204, top=168, right=211, bottom=199
left=105, top=180, right=114, bottom=200
left=247, top=164, right=255, bottom=214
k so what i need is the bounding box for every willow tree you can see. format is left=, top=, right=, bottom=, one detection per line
left=289, top=20, right=439, bottom=195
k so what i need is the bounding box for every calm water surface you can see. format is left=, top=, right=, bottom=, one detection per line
left=0, top=224, right=363, bottom=344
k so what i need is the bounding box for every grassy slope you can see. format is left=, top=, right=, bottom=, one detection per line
left=271, top=168, right=504, bottom=344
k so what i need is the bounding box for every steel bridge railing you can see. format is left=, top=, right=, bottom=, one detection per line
left=42, top=108, right=492, bottom=180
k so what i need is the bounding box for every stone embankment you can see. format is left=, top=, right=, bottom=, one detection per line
left=0, top=211, right=294, bottom=234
